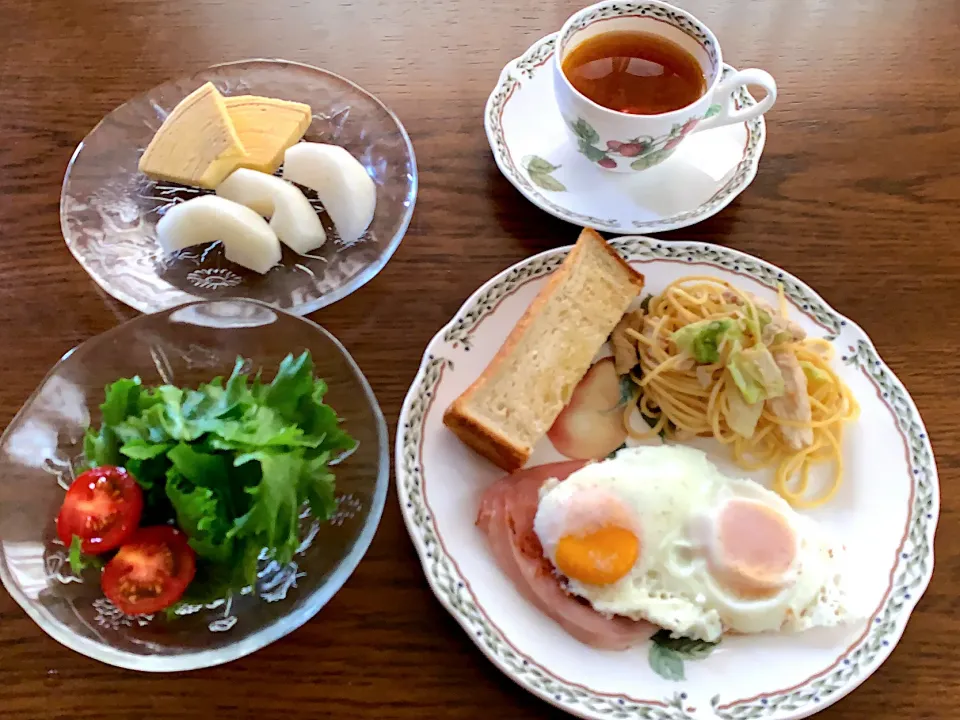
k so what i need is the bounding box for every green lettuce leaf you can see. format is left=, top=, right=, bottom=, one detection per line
left=80, top=351, right=353, bottom=604
left=120, top=439, right=172, bottom=460
left=101, top=377, right=145, bottom=425
left=299, top=380, right=356, bottom=454
left=166, top=468, right=234, bottom=564
left=232, top=451, right=303, bottom=568
left=300, top=451, right=337, bottom=522
left=124, top=453, right=175, bottom=523
left=168, top=443, right=231, bottom=488
left=209, top=406, right=315, bottom=449
left=84, top=377, right=151, bottom=467
left=182, top=543, right=262, bottom=605
left=167, top=443, right=249, bottom=522
left=68, top=535, right=103, bottom=575
left=260, top=352, right=316, bottom=421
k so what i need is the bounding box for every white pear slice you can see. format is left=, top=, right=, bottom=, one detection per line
left=155, top=195, right=281, bottom=274
left=282, top=143, right=376, bottom=245
left=216, top=168, right=326, bottom=254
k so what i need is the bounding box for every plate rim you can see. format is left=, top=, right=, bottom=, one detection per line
left=483, top=33, right=767, bottom=235
left=395, top=235, right=939, bottom=719
left=60, top=58, right=418, bottom=317
left=0, top=298, right=391, bottom=671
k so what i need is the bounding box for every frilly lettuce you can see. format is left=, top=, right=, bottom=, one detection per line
left=83, top=352, right=355, bottom=602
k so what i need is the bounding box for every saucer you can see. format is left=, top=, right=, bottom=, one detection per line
left=484, top=34, right=767, bottom=234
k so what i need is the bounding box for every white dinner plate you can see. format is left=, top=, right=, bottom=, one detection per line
left=396, top=236, right=938, bottom=720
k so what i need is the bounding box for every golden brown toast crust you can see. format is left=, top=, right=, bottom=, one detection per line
left=443, top=228, right=645, bottom=471
left=442, top=408, right=528, bottom=472
left=578, top=228, right=645, bottom=290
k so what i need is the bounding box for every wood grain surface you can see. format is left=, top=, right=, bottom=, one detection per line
left=1, top=0, right=958, bottom=717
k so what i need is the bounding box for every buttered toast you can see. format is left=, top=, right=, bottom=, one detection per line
left=443, top=228, right=645, bottom=471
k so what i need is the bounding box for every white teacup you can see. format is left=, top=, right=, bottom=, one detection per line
left=553, top=0, right=777, bottom=173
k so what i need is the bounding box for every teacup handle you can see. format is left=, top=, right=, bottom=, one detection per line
left=696, top=69, right=777, bottom=132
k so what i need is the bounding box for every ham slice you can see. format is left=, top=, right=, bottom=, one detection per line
left=476, top=460, right=652, bottom=650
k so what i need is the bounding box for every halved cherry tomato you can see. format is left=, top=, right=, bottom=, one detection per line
left=101, top=526, right=196, bottom=616
left=56, top=466, right=144, bottom=554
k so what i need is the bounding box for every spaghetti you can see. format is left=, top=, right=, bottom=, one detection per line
left=620, top=276, right=859, bottom=508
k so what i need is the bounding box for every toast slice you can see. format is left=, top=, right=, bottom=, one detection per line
left=443, top=228, right=645, bottom=471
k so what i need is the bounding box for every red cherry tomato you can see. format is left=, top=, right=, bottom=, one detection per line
left=101, top=526, right=196, bottom=616
left=56, top=466, right=144, bottom=554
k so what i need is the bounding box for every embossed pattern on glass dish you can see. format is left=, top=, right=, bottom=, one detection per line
left=61, top=59, right=417, bottom=315
left=0, top=300, right=389, bottom=671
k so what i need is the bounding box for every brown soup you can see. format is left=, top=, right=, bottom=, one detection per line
left=562, top=30, right=706, bottom=115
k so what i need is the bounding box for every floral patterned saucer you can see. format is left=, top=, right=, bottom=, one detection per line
left=396, top=236, right=938, bottom=719
left=484, top=34, right=767, bottom=233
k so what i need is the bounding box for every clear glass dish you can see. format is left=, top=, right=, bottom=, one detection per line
left=61, top=59, right=417, bottom=315
left=0, top=299, right=389, bottom=670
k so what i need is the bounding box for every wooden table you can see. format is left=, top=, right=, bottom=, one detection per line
left=1, top=0, right=957, bottom=717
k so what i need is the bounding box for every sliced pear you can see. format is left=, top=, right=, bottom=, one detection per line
left=156, top=195, right=281, bottom=274
left=282, top=143, right=376, bottom=245
left=216, top=168, right=326, bottom=254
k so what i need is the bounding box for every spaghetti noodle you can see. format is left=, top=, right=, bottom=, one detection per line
left=620, top=276, right=858, bottom=508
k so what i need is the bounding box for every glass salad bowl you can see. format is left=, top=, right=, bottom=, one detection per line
left=61, top=58, right=417, bottom=315
left=0, top=299, right=388, bottom=670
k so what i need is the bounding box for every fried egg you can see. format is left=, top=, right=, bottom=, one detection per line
left=533, top=445, right=855, bottom=642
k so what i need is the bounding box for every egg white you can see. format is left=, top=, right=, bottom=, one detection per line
left=533, top=445, right=855, bottom=642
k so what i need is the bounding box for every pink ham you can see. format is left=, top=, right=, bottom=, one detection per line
left=476, top=460, right=653, bottom=650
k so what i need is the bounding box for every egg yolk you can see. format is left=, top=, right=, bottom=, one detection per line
left=554, top=525, right=640, bottom=586
left=713, top=499, right=796, bottom=596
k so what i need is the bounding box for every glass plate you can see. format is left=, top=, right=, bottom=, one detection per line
left=0, top=299, right=389, bottom=670
left=61, top=59, right=417, bottom=315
